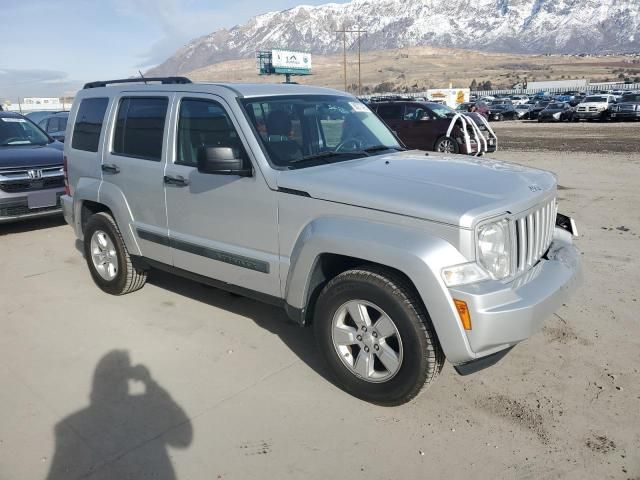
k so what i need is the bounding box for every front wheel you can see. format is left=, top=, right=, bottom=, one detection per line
left=434, top=136, right=460, bottom=154
left=313, top=267, right=444, bottom=405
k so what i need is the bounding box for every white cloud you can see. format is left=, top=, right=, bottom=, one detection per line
left=0, top=69, right=80, bottom=103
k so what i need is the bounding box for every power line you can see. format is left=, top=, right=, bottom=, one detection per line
left=335, top=27, right=368, bottom=94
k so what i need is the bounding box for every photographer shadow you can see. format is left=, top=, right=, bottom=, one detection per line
left=46, top=350, right=192, bottom=480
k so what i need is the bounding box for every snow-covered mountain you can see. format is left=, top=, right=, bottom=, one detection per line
left=148, top=0, right=640, bottom=76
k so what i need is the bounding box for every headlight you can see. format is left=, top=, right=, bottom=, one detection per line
left=477, top=219, right=511, bottom=280
left=597, top=105, right=606, bottom=111
left=553, top=112, right=561, bottom=119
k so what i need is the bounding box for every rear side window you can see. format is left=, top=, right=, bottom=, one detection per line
left=113, top=97, right=168, bottom=161
left=376, top=104, right=402, bottom=120
left=72, top=98, right=109, bottom=152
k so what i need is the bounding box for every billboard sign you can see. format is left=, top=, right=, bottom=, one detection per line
left=271, top=49, right=312, bottom=73
left=426, top=88, right=470, bottom=108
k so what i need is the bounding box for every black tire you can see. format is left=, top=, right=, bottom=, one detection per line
left=83, top=212, right=147, bottom=295
left=434, top=136, right=460, bottom=154
left=313, top=266, right=444, bottom=406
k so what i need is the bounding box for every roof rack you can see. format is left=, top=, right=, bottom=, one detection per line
left=83, top=77, right=192, bottom=89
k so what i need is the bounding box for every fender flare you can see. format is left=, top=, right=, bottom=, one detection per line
left=94, top=180, right=141, bottom=255
left=284, top=217, right=475, bottom=363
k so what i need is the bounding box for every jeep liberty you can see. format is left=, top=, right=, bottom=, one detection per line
left=62, top=78, right=581, bottom=405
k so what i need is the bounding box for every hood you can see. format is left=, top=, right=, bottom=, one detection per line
left=276, top=151, right=556, bottom=228
left=579, top=102, right=607, bottom=107
left=0, top=142, right=63, bottom=170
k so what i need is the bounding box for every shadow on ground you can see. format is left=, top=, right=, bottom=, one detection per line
left=46, top=350, right=193, bottom=480
left=148, top=269, right=334, bottom=387
left=0, top=215, right=66, bottom=236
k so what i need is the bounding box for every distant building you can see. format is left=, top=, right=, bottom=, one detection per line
left=512, top=79, right=589, bottom=90
left=5, top=97, right=71, bottom=112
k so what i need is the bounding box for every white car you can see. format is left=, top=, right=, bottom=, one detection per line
left=510, top=95, right=529, bottom=106
left=573, top=95, right=617, bottom=121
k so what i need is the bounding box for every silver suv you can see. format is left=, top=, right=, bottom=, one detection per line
left=62, top=78, right=581, bottom=405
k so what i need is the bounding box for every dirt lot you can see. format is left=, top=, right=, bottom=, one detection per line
left=1, top=124, right=639, bottom=479
left=494, top=121, right=640, bottom=154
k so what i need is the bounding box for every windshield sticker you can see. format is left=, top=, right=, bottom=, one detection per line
left=1, top=118, right=27, bottom=123
left=349, top=102, right=370, bottom=113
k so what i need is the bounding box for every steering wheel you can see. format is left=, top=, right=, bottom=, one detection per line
left=334, top=137, right=363, bottom=152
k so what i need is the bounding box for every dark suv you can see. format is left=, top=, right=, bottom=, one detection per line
left=370, top=101, right=496, bottom=154
left=611, top=93, right=640, bottom=121
left=0, top=112, right=64, bottom=222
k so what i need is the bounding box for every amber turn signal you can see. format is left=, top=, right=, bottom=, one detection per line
left=453, top=299, right=472, bottom=330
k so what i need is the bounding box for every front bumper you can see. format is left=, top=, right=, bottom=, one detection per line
left=574, top=111, right=605, bottom=119
left=611, top=111, right=640, bottom=119
left=448, top=228, right=581, bottom=368
left=0, top=189, right=64, bottom=223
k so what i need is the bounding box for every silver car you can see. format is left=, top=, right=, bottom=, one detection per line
left=62, top=78, right=581, bottom=405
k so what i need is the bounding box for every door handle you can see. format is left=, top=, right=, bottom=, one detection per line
left=163, top=175, right=190, bottom=187
left=101, top=164, right=120, bottom=174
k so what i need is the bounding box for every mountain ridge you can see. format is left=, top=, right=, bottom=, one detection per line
left=148, top=0, right=640, bottom=76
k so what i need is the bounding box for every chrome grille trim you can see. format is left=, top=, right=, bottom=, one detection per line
left=514, top=198, right=557, bottom=275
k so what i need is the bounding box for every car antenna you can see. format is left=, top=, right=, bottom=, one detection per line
left=138, top=70, right=148, bottom=84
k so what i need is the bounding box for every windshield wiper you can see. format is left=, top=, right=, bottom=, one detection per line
left=362, top=145, right=404, bottom=153
left=288, top=150, right=365, bottom=166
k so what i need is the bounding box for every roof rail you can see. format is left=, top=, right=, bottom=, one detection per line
left=83, top=77, right=192, bottom=89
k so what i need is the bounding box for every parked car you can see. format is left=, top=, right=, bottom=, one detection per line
left=515, top=103, right=534, bottom=119
left=456, top=101, right=490, bottom=119
left=487, top=103, right=518, bottom=121
left=37, top=111, right=69, bottom=142
left=0, top=111, right=64, bottom=222
left=25, top=110, right=66, bottom=125
left=371, top=100, right=495, bottom=154
left=573, top=95, right=617, bottom=121
left=62, top=77, right=580, bottom=405
left=510, top=95, right=529, bottom=105
left=528, top=100, right=552, bottom=120
left=610, top=93, right=640, bottom=121
left=537, top=102, right=574, bottom=122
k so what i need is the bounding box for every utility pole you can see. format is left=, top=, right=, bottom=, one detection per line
left=335, top=27, right=368, bottom=94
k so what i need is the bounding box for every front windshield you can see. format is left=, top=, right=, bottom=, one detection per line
left=0, top=116, right=50, bottom=146
left=622, top=94, right=640, bottom=102
left=242, top=95, right=401, bottom=168
left=585, top=96, right=607, bottom=103
left=547, top=103, right=565, bottom=109
left=428, top=104, right=456, bottom=119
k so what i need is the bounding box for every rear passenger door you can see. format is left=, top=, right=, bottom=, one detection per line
left=101, top=94, right=172, bottom=263
left=375, top=104, right=403, bottom=138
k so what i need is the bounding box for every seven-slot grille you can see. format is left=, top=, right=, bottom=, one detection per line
left=514, top=198, right=557, bottom=274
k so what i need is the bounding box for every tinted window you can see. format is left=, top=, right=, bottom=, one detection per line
left=177, top=98, right=246, bottom=167
left=376, top=104, right=403, bottom=120
left=403, top=105, right=431, bottom=120
left=47, top=117, right=60, bottom=133
left=113, top=97, right=168, bottom=161
left=72, top=98, right=109, bottom=152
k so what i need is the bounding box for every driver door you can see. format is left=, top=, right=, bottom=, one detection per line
left=163, top=94, right=280, bottom=297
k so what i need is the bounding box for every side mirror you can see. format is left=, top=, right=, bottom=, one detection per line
left=197, top=146, right=252, bottom=177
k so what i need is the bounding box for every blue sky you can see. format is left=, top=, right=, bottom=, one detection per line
left=0, top=0, right=343, bottom=102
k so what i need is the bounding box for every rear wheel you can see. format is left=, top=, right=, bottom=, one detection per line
left=83, top=212, right=147, bottom=295
left=313, top=266, right=443, bottom=406
left=434, top=137, right=459, bottom=154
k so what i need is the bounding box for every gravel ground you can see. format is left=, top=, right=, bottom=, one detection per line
left=493, top=120, right=640, bottom=154
left=0, top=123, right=639, bottom=479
